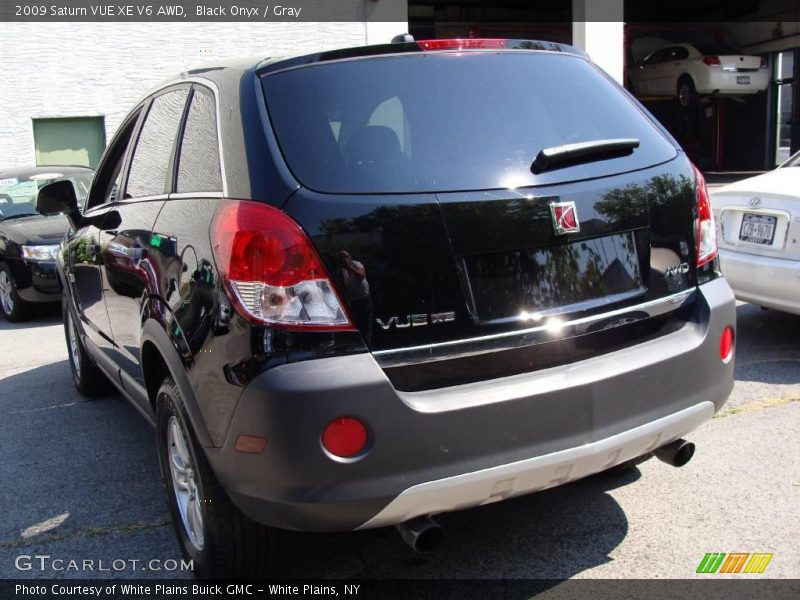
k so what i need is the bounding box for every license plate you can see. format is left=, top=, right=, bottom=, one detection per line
left=737, top=75, right=750, bottom=84
left=739, top=213, right=776, bottom=245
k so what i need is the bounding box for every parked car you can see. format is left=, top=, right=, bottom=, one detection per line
left=712, top=150, right=800, bottom=313
left=37, top=38, right=735, bottom=578
left=630, top=42, right=770, bottom=107
left=0, top=166, right=93, bottom=321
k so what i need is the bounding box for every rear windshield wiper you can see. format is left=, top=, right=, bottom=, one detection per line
left=531, top=138, right=640, bottom=173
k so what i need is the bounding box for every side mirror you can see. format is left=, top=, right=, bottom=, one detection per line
left=36, top=180, right=81, bottom=228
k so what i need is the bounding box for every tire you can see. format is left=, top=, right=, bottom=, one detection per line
left=677, top=77, right=697, bottom=109
left=156, top=377, right=274, bottom=579
left=63, top=297, right=112, bottom=397
left=0, top=263, right=29, bottom=322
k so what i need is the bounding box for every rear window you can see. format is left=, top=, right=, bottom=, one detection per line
left=262, top=52, right=677, bottom=194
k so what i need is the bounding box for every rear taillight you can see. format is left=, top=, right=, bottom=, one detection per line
left=760, top=56, right=768, bottom=69
left=692, top=164, right=718, bottom=267
left=417, top=38, right=508, bottom=51
left=211, top=200, right=353, bottom=331
left=702, top=55, right=721, bottom=66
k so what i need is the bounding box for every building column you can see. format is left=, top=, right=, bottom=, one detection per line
left=365, top=0, right=409, bottom=45
left=572, top=0, right=625, bottom=84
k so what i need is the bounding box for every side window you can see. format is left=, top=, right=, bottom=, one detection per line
left=673, top=47, right=689, bottom=60
left=645, top=49, right=667, bottom=65
left=126, top=89, right=189, bottom=198
left=85, top=110, right=141, bottom=210
left=176, top=88, right=223, bottom=193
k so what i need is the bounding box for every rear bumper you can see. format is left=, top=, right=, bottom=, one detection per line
left=209, top=277, right=735, bottom=531
left=360, top=401, right=713, bottom=528
left=695, top=70, right=769, bottom=95
left=720, top=249, right=800, bottom=314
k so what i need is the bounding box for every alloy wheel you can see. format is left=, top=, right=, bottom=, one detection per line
left=66, top=311, right=81, bottom=379
left=0, top=270, right=14, bottom=315
left=679, top=84, right=691, bottom=107
left=167, top=415, right=205, bottom=551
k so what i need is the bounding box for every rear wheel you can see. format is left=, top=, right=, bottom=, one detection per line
left=0, top=264, right=28, bottom=322
left=63, top=299, right=112, bottom=396
left=677, top=77, right=697, bottom=109
left=156, top=377, right=274, bottom=578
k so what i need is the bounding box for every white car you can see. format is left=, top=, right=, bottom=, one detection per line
left=631, top=43, right=770, bottom=107
left=711, top=151, right=800, bottom=314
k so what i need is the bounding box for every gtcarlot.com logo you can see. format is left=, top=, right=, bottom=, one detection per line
left=15, top=554, right=193, bottom=573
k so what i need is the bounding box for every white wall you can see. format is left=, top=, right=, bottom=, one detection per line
left=366, top=0, right=409, bottom=44
left=572, top=0, right=624, bottom=83
left=0, top=22, right=369, bottom=168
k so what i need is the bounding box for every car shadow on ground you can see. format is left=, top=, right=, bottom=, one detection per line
left=734, top=303, right=800, bottom=385
left=276, top=467, right=636, bottom=584
left=0, top=305, right=61, bottom=331
left=0, top=360, right=168, bottom=560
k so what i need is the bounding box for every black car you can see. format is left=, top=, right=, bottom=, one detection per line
left=38, top=38, right=735, bottom=578
left=0, top=165, right=93, bottom=321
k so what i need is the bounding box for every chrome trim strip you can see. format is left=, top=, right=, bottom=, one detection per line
left=168, top=192, right=224, bottom=200
left=483, top=287, right=646, bottom=326
left=373, top=288, right=696, bottom=367
left=357, top=401, right=714, bottom=529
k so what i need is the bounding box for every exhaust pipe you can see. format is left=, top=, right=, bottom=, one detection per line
left=654, top=438, right=695, bottom=467
left=395, top=517, right=444, bottom=554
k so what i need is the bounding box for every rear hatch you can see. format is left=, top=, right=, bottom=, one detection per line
left=262, top=47, right=699, bottom=390
left=717, top=54, right=761, bottom=72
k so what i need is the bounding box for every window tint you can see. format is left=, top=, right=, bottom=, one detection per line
left=86, top=111, right=141, bottom=210
left=126, top=89, right=188, bottom=198
left=176, top=88, right=223, bottom=193
left=262, top=52, right=676, bottom=194
left=645, top=49, right=668, bottom=65
left=670, top=47, right=689, bottom=60
left=365, top=96, right=409, bottom=158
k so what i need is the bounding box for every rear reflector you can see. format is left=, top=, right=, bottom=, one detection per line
left=417, top=38, right=508, bottom=51
left=322, top=417, right=368, bottom=458
left=703, top=56, right=721, bottom=66
left=210, top=200, right=354, bottom=331
left=692, top=164, right=718, bottom=267
left=720, top=326, right=734, bottom=362
left=235, top=435, right=267, bottom=453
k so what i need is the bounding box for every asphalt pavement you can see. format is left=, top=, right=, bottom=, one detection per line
left=0, top=301, right=798, bottom=580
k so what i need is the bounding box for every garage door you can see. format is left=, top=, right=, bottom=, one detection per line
left=32, top=116, right=106, bottom=168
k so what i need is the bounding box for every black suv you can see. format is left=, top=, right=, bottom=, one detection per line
left=39, top=39, right=735, bottom=578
